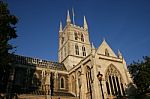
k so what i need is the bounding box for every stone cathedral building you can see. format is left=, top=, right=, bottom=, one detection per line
left=9, top=11, right=134, bottom=99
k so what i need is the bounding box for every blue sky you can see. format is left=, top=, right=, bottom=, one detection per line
left=7, top=0, right=150, bottom=64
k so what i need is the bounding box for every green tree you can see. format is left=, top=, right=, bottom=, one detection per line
left=128, top=56, right=150, bottom=95
left=0, top=0, right=18, bottom=93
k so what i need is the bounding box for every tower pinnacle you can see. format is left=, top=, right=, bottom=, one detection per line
left=67, top=10, right=71, bottom=24
left=118, top=49, right=123, bottom=59
left=84, top=16, right=88, bottom=31
left=91, top=42, right=96, bottom=56
left=59, top=21, right=63, bottom=32
left=92, top=42, right=95, bottom=49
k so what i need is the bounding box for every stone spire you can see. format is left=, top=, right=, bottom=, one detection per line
left=67, top=10, right=71, bottom=24
left=118, top=49, right=123, bottom=59
left=84, top=16, right=88, bottom=31
left=103, top=37, right=106, bottom=42
left=59, top=21, right=63, bottom=32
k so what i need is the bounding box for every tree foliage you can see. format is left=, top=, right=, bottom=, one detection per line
left=0, top=0, right=18, bottom=93
left=0, top=1, right=17, bottom=66
left=128, top=56, right=150, bottom=95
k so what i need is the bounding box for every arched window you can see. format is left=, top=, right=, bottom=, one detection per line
left=82, top=46, right=86, bottom=56
left=105, top=64, right=125, bottom=97
left=81, top=33, right=84, bottom=42
left=74, top=32, right=78, bottom=40
left=75, top=44, right=79, bottom=55
left=60, top=77, right=65, bottom=89
left=61, top=37, right=64, bottom=44
left=86, top=67, right=92, bottom=91
left=105, top=49, right=109, bottom=56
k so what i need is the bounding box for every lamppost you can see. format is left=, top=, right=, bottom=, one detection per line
left=97, top=72, right=104, bottom=99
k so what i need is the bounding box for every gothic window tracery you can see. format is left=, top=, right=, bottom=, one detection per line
left=105, top=64, right=125, bottom=97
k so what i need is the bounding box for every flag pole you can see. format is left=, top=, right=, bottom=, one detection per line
left=72, top=8, right=75, bottom=25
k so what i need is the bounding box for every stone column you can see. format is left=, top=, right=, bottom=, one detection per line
left=80, top=65, right=87, bottom=99
left=76, top=71, right=81, bottom=97
left=102, top=79, right=107, bottom=98
left=92, top=59, right=101, bottom=99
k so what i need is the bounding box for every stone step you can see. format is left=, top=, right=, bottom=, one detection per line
left=18, top=95, right=79, bottom=99
left=51, top=96, right=79, bottom=99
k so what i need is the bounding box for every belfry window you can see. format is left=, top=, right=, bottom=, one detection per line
left=75, top=44, right=79, bottom=55
left=105, top=64, right=125, bottom=97
left=60, top=77, right=65, bottom=89
left=81, top=33, right=84, bottom=42
left=74, top=32, right=78, bottom=40
left=82, top=46, right=86, bottom=56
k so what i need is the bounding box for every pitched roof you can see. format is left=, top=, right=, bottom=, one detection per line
left=12, top=54, right=67, bottom=71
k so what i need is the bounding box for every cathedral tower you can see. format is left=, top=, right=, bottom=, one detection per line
left=58, top=10, right=91, bottom=70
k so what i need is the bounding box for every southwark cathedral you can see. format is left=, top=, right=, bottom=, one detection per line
left=5, top=11, right=134, bottom=99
